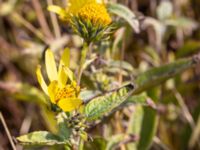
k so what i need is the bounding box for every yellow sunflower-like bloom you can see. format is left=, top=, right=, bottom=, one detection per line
left=48, top=0, right=111, bottom=27
left=36, top=49, right=82, bottom=112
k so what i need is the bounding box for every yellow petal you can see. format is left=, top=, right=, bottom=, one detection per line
left=58, top=48, right=70, bottom=86
left=48, top=5, right=68, bottom=19
left=58, top=66, right=68, bottom=87
left=57, top=98, right=82, bottom=112
left=45, top=49, right=58, bottom=81
left=36, top=66, right=48, bottom=95
left=60, top=48, right=70, bottom=67
left=63, top=66, right=74, bottom=82
left=48, top=81, right=59, bottom=104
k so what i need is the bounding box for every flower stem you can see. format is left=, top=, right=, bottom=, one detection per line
left=77, top=42, right=90, bottom=85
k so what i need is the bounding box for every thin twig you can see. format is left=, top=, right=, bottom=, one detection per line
left=173, top=89, right=195, bottom=129
left=19, top=115, right=32, bottom=135
left=11, top=12, right=48, bottom=44
left=47, top=0, right=61, bottom=38
left=31, top=0, right=54, bottom=40
left=189, top=115, right=200, bottom=148
left=153, top=136, right=170, bottom=150
left=114, top=134, right=139, bottom=150
left=0, top=81, right=18, bottom=93
left=0, top=112, right=17, bottom=150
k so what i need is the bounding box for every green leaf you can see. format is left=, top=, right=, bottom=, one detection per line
left=107, top=3, right=139, bottom=33
left=83, top=137, right=107, bottom=150
left=84, top=83, right=135, bottom=120
left=137, top=107, right=158, bottom=150
left=40, top=105, right=57, bottom=133
left=13, top=83, right=48, bottom=105
left=17, top=131, right=69, bottom=146
left=107, top=60, right=134, bottom=72
left=104, top=60, right=134, bottom=76
left=127, top=105, right=144, bottom=150
left=82, top=56, right=97, bottom=71
left=176, top=41, right=200, bottom=58
left=134, top=56, right=199, bottom=94
left=127, top=89, right=159, bottom=150
left=80, top=90, right=101, bottom=103
left=106, top=134, right=126, bottom=150
left=125, top=93, right=148, bottom=106
left=165, top=17, right=198, bottom=30
left=57, top=113, right=71, bottom=140
left=137, top=88, right=159, bottom=150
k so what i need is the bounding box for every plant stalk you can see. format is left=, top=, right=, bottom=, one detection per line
left=77, top=43, right=90, bottom=85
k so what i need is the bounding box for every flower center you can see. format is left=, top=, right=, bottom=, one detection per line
left=55, top=84, right=80, bottom=103
left=78, top=3, right=112, bottom=26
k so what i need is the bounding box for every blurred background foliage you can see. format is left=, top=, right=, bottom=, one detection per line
left=0, top=0, right=200, bottom=149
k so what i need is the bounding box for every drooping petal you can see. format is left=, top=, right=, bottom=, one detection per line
left=48, top=81, right=59, bottom=104
left=45, top=49, right=58, bottom=82
left=48, top=5, right=68, bottom=20
left=36, top=66, right=48, bottom=95
left=57, top=98, right=82, bottom=112
left=63, top=66, right=74, bottom=82
left=58, top=48, right=70, bottom=86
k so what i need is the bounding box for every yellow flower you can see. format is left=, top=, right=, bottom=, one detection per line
left=78, top=3, right=111, bottom=26
left=48, top=0, right=111, bottom=26
left=36, top=49, right=83, bottom=112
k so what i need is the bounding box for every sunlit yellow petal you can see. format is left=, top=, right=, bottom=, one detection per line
left=58, top=66, right=68, bottom=87
left=36, top=66, right=48, bottom=95
left=48, top=5, right=68, bottom=19
left=48, top=81, right=59, bottom=104
left=63, top=66, right=74, bottom=81
left=58, top=48, right=70, bottom=86
left=60, top=48, right=70, bottom=67
left=45, top=49, right=58, bottom=81
left=57, top=98, right=82, bottom=112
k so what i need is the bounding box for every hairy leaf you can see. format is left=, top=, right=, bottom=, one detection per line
left=17, top=131, right=69, bottom=146
left=125, top=93, right=148, bottom=106
left=84, top=83, right=135, bottom=120
left=127, top=89, right=159, bottom=150
left=134, top=56, right=199, bottom=94
left=107, top=3, right=139, bottom=33
left=137, top=107, right=158, bottom=150
left=127, top=105, right=144, bottom=150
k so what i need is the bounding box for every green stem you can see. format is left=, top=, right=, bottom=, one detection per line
left=78, top=138, right=84, bottom=150
left=64, top=145, right=71, bottom=150
left=77, top=43, right=90, bottom=85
